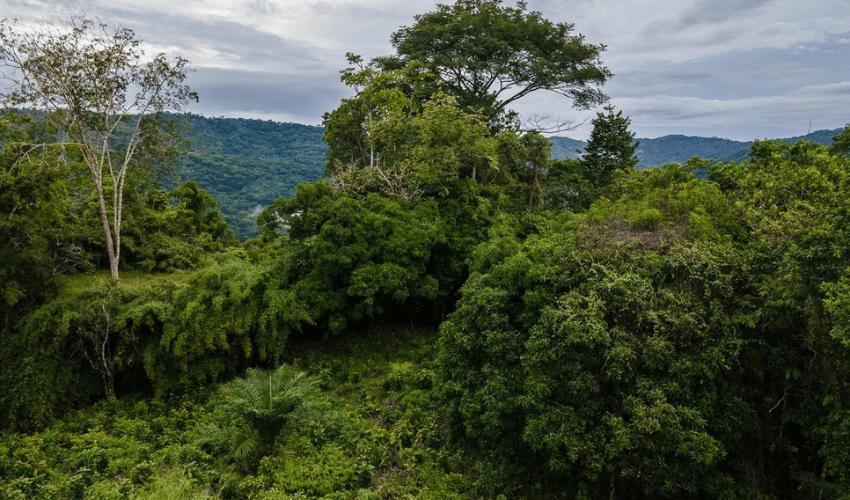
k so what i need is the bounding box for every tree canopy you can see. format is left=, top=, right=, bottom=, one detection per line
left=381, top=0, right=611, bottom=129
left=582, top=104, right=639, bottom=185
left=323, top=0, right=611, bottom=175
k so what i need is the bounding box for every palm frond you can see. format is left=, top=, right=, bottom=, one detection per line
left=218, top=363, right=324, bottom=464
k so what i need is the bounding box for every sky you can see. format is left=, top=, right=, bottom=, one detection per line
left=5, top=0, right=850, bottom=141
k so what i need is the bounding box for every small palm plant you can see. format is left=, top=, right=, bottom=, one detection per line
left=211, top=364, right=324, bottom=469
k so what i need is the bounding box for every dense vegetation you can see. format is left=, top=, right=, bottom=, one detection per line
left=3, top=2, right=850, bottom=498
left=178, top=118, right=844, bottom=240
left=178, top=119, right=844, bottom=240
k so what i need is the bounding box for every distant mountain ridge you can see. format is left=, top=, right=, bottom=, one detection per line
left=548, top=128, right=844, bottom=167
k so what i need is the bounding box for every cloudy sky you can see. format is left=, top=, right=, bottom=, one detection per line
left=6, top=0, right=850, bottom=140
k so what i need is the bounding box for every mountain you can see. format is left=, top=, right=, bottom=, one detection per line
left=548, top=128, right=844, bottom=167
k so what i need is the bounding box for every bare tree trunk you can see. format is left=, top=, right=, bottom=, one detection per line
left=93, top=176, right=120, bottom=281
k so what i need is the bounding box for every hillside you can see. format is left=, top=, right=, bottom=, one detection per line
left=179, top=115, right=327, bottom=239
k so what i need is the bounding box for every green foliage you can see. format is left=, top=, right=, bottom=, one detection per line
left=202, top=364, right=325, bottom=469
left=0, top=16, right=196, bottom=280
left=549, top=127, right=847, bottom=168
left=829, top=123, right=850, bottom=156
left=248, top=443, right=362, bottom=498
left=266, top=327, right=477, bottom=499
left=706, top=141, right=850, bottom=495
left=0, top=396, right=223, bottom=500
left=544, top=158, right=594, bottom=209
left=439, top=212, right=746, bottom=497
left=0, top=111, right=71, bottom=315
left=180, top=115, right=326, bottom=240
left=582, top=104, right=639, bottom=186
left=321, top=0, right=602, bottom=218
left=440, top=149, right=850, bottom=497
left=545, top=105, right=638, bottom=210
left=383, top=0, right=611, bottom=127
left=150, top=252, right=273, bottom=393
left=5, top=9, right=850, bottom=498
left=322, top=55, right=434, bottom=174
left=328, top=94, right=500, bottom=201
left=139, top=470, right=219, bottom=500
left=260, top=188, right=447, bottom=336
left=1, top=279, right=152, bottom=429
left=494, top=131, right=551, bottom=208
left=0, top=328, right=483, bottom=500
left=122, top=180, right=237, bottom=272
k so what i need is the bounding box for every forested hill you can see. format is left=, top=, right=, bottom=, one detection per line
left=548, top=127, right=844, bottom=167
left=179, top=114, right=327, bottom=239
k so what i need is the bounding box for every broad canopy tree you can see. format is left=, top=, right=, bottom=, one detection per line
left=380, top=0, right=611, bottom=130
left=0, top=16, right=196, bottom=280
left=323, top=0, right=611, bottom=175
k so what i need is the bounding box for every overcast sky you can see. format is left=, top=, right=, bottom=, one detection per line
left=6, top=0, right=850, bottom=140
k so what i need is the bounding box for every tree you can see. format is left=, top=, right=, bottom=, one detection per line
left=330, top=94, right=501, bottom=201
left=215, top=364, right=324, bottom=469
left=381, top=0, right=611, bottom=130
left=0, top=112, right=70, bottom=313
left=0, top=16, right=197, bottom=280
left=582, top=104, right=638, bottom=188
left=544, top=158, right=594, bottom=209
left=322, top=55, right=436, bottom=175
left=830, top=123, right=850, bottom=156
left=438, top=203, right=746, bottom=497
left=120, top=181, right=237, bottom=272
left=544, top=105, right=638, bottom=210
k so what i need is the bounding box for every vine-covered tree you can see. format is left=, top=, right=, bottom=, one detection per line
left=0, top=16, right=197, bottom=281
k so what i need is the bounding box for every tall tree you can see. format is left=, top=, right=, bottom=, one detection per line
left=582, top=104, right=639, bottom=188
left=0, top=16, right=196, bottom=280
left=380, top=0, right=611, bottom=130
left=545, top=105, right=638, bottom=210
